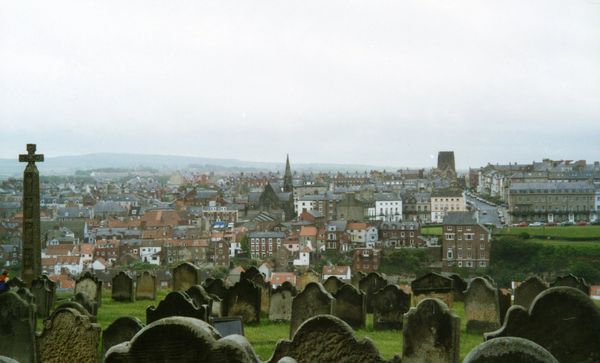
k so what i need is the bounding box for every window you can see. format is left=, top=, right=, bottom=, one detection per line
left=445, top=233, right=454, bottom=240
left=447, top=249, right=453, bottom=259
left=479, top=261, right=486, bottom=267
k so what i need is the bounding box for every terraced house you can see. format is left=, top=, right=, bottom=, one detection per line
left=441, top=212, right=490, bottom=270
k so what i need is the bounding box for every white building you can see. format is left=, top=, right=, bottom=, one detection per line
left=367, top=194, right=402, bottom=222
left=431, top=190, right=467, bottom=223
left=140, top=246, right=161, bottom=265
left=293, top=246, right=311, bottom=267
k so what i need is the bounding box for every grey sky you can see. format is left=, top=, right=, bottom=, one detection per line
left=1, top=0, right=599, bottom=169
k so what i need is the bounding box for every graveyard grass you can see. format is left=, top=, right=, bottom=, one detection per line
left=89, top=291, right=484, bottom=361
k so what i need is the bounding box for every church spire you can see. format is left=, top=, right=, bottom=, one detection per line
left=283, top=154, right=293, bottom=193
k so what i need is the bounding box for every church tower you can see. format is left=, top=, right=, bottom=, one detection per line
left=283, top=154, right=293, bottom=193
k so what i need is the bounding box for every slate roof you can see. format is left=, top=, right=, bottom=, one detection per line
left=509, top=181, right=594, bottom=192
left=442, top=212, right=477, bottom=225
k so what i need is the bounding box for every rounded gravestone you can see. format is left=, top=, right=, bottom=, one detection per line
left=464, top=337, right=559, bottom=363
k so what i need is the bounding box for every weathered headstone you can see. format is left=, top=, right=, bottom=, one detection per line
left=513, top=276, right=548, bottom=310
left=37, top=307, right=101, bottom=363
left=351, top=271, right=366, bottom=287
left=105, top=316, right=261, bottom=363
left=136, top=270, right=157, bottom=300
left=19, top=144, right=44, bottom=286
left=323, top=276, right=346, bottom=295
left=249, top=273, right=271, bottom=315
left=463, top=277, right=501, bottom=334
left=74, top=270, right=102, bottom=307
left=403, top=298, right=460, bottom=363
left=298, top=269, right=320, bottom=290
left=72, top=291, right=98, bottom=316
left=411, top=272, right=454, bottom=308
left=226, top=278, right=261, bottom=324
left=464, top=337, right=559, bottom=363
left=203, top=278, right=229, bottom=316
left=0, top=289, right=37, bottom=363
left=146, top=291, right=208, bottom=324
left=102, top=316, right=144, bottom=357
left=186, top=284, right=214, bottom=315
left=31, top=274, right=56, bottom=318
left=172, top=262, right=201, bottom=291
left=358, top=272, right=387, bottom=313
left=269, top=283, right=297, bottom=322
left=447, top=273, right=467, bottom=302
left=290, top=282, right=335, bottom=338
left=333, top=284, right=366, bottom=329
left=372, top=284, right=411, bottom=330
left=550, top=273, right=590, bottom=295
left=239, top=265, right=262, bottom=283
left=112, top=271, right=135, bottom=302
left=497, top=288, right=511, bottom=325
left=0, top=356, right=20, bottom=363
left=485, top=287, right=600, bottom=363
left=269, top=315, right=389, bottom=363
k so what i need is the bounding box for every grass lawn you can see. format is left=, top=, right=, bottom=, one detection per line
left=524, top=238, right=600, bottom=249
left=496, top=225, right=600, bottom=239
left=421, top=226, right=442, bottom=236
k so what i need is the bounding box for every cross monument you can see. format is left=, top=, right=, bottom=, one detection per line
left=19, top=144, right=44, bottom=285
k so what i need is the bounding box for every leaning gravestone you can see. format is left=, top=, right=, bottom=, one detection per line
left=269, top=315, right=389, bottom=363
left=146, top=291, right=208, bottom=324
left=226, top=278, right=261, bottom=324
left=550, top=273, right=590, bottom=295
left=411, top=272, right=454, bottom=308
left=104, top=316, right=261, bottom=363
left=290, top=282, right=335, bottom=338
left=0, top=289, right=37, bottom=363
left=513, top=276, right=548, bottom=310
left=172, top=262, right=201, bottom=291
left=112, top=271, right=135, bottom=302
left=323, top=276, right=346, bottom=295
left=37, top=307, right=101, bottom=363
left=31, top=274, right=56, bottom=318
left=136, top=270, right=157, bottom=300
left=333, top=284, right=366, bottom=329
left=269, top=283, right=297, bottom=322
left=74, top=270, right=102, bottom=307
left=464, top=277, right=501, bottom=334
left=403, top=298, right=460, bottom=363
left=186, top=285, right=214, bottom=315
left=372, top=284, right=411, bottom=330
left=358, top=272, right=387, bottom=313
left=485, top=287, right=600, bottom=363
left=463, top=336, right=559, bottom=363
left=102, top=316, right=144, bottom=357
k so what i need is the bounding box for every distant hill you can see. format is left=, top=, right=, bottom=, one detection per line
left=0, top=153, right=397, bottom=178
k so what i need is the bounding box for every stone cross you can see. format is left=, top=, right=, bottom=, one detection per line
left=19, top=144, right=44, bottom=285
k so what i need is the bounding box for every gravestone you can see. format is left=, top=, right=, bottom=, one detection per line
left=269, top=283, right=297, bottom=322
left=172, top=262, right=201, bottom=291
left=323, top=276, right=346, bottom=295
left=463, top=277, right=501, bottom=334
left=358, top=272, right=387, bottom=313
left=186, top=284, right=214, bottom=315
left=105, top=316, right=261, bottom=363
left=146, top=291, right=208, bottom=324
left=74, top=270, right=102, bottom=307
left=239, top=265, right=262, bottom=282
left=56, top=300, right=97, bottom=323
left=333, top=284, right=366, bottom=329
left=497, top=288, right=511, bottom=324
left=203, top=278, right=229, bottom=316
left=0, top=289, right=36, bottom=363
left=372, top=284, right=411, bottom=330
left=403, top=298, right=460, bottom=363
left=226, top=278, right=261, bottom=324
left=102, top=316, right=144, bottom=357
left=72, top=291, right=98, bottom=316
left=485, top=287, right=600, bottom=363
left=209, top=316, right=244, bottom=337
left=31, top=274, right=56, bottom=318
left=513, top=276, right=548, bottom=310
left=550, top=273, right=590, bottom=295
left=464, top=337, right=559, bottom=363
left=411, top=272, right=454, bottom=308
left=290, top=282, right=335, bottom=338
left=37, top=307, right=101, bottom=363
left=136, top=270, right=157, bottom=300
left=112, top=271, right=135, bottom=302
left=19, top=144, right=44, bottom=286
left=269, top=315, right=389, bottom=363
left=351, top=271, right=366, bottom=287
left=298, top=270, right=320, bottom=290
left=0, top=356, right=19, bottom=363
left=249, top=273, right=271, bottom=315
left=447, top=273, right=467, bottom=302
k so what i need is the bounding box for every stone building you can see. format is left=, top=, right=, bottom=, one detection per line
left=430, top=189, right=466, bottom=223
left=441, top=212, right=491, bottom=270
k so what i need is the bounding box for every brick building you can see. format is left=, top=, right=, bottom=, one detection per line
left=441, top=212, right=491, bottom=270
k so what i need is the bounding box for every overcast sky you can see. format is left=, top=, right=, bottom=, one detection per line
left=1, top=0, right=599, bottom=169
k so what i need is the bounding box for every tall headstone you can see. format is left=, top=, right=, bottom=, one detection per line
left=19, top=144, right=44, bottom=286
left=239, top=265, right=261, bottom=283
left=112, top=271, right=135, bottom=302
left=172, top=262, right=201, bottom=291
left=333, top=284, right=366, bottom=329
left=0, top=289, right=37, bottom=363
left=102, top=316, right=144, bottom=357
left=290, top=282, right=335, bottom=338
left=269, top=283, right=297, bottom=322
left=358, top=272, right=387, bottom=313
left=447, top=273, right=467, bottom=302
left=497, top=288, right=511, bottom=325
left=464, top=337, right=559, bottom=363
left=403, top=298, right=460, bottom=363
left=514, top=276, right=548, bottom=310
left=249, top=273, right=271, bottom=315
left=485, top=287, right=600, bottom=363
left=136, top=270, right=157, bottom=300
left=323, top=276, right=346, bottom=295
left=74, top=271, right=102, bottom=307
left=203, top=278, right=229, bottom=316
left=31, top=274, right=56, bottom=319
left=146, top=291, right=208, bottom=324
left=225, top=278, right=261, bottom=324
left=186, top=285, right=213, bottom=315
left=37, top=307, right=101, bottom=363
left=550, top=273, right=590, bottom=295
left=411, top=272, right=454, bottom=308
left=372, top=284, right=411, bottom=330
left=463, top=277, right=501, bottom=334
